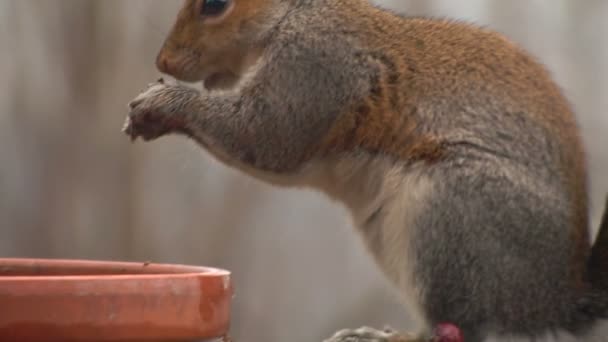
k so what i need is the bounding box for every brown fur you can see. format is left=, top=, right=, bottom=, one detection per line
left=157, top=0, right=273, bottom=86
left=126, top=1, right=608, bottom=340
left=157, top=0, right=592, bottom=301
left=329, top=3, right=591, bottom=282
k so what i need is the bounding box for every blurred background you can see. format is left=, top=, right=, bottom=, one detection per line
left=1, top=0, right=607, bottom=341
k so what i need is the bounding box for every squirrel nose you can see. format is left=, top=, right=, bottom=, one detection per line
left=156, top=52, right=175, bottom=76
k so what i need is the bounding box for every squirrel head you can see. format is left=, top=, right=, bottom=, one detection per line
left=156, top=0, right=284, bottom=90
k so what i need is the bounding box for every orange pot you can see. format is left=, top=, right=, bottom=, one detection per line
left=0, top=258, right=233, bottom=341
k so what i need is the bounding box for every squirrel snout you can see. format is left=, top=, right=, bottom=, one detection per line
left=156, top=53, right=173, bottom=76
left=155, top=51, right=203, bottom=83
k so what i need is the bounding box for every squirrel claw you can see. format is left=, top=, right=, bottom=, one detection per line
left=430, top=323, right=463, bottom=342
left=121, top=116, right=139, bottom=142
left=123, top=80, right=180, bottom=142
left=324, top=326, right=419, bottom=342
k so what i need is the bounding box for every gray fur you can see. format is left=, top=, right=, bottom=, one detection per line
left=412, top=156, right=576, bottom=341
left=164, top=4, right=372, bottom=175
left=125, top=1, right=608, bottom=341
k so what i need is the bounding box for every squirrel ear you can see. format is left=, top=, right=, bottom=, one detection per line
left=199, top=0, right=233, bottom=18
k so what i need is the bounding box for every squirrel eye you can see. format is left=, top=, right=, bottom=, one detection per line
left=201, top=0, right=230, bottom=17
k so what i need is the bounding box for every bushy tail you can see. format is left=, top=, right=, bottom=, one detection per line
left=588, top=195, right=608, bottom=289
left=572, top=196, right=608, bottom=329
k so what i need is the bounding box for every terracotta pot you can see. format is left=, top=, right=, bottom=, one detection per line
left=0, top=258, right=233, bottom=341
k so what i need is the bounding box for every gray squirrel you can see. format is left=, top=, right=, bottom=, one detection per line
left=123, top=0, right=608, bottom=341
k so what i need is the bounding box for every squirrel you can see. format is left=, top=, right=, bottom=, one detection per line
left=123, top=0, right=608, bottom=341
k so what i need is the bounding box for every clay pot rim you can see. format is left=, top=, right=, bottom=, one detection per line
left=0, top=258, right=233, bottom=341
left=0, top=257, right=230, bottom=282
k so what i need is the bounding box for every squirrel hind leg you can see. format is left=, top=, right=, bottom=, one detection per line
left=323, top=326, right=426, bottom=342
left=323, top=325, right=468, bottom=342
left=410, top=160, right=580, bottom=339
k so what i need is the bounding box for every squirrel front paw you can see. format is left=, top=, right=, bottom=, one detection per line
left=324, top=327, right=419, bottom=342
left=123, top=78, right=200, bottom=142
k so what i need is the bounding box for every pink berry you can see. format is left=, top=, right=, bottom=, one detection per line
left=432, top=323, right=464, bottom=342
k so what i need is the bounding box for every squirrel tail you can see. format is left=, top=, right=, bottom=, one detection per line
left=587, top=194, right=608, bottom=289
left=570, top=195, right=608, bottom=331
